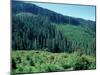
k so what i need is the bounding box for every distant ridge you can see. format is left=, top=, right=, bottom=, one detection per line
left=12, top=1, right=96, bottom=32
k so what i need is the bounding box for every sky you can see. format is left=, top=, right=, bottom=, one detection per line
left=30, top=2, right=96, bottom=21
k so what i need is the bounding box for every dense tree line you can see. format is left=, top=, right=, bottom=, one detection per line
left=12, top=13, right=69, bottom=52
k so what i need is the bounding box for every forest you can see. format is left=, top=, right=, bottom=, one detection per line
left=12, top=1, right=96, bottom=74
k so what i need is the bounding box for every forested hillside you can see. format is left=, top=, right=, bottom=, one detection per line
left=12, top=1, right=96, bottom=31
left=12, top=1, right=96, bottom=55
left=12, top=1, right=96, bottom=74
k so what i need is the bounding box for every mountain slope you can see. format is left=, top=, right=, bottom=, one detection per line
left=12, top=1, right=96, bottom=55
left=12, top=1, right=96, bottom=31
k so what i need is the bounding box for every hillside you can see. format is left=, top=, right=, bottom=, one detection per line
left=56, top=24, right=95, bottom=55
left=12, top=1, right=96, bottom=32
left=12, top=1, right=96, bottom=55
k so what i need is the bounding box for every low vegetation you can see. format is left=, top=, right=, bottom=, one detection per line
left=12, top=50, right=96, bottom=74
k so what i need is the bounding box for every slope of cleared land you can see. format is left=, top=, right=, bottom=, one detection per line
left=12, top=50, right=96, bottom=74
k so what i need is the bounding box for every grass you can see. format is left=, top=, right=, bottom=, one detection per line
left=12, top=50, right=96, bottom=74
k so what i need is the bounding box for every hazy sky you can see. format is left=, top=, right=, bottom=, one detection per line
left=14, top=0, right=96, bottom=21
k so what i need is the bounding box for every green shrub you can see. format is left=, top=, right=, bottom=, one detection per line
left=81, top=55, right=96, bottom=69
left=16, top=64, right=24, bottom=73
left=89, top=61, right=96, bottom=69
left=30, top=67, right=40, bottom=73
left=48, top=64, right=64, bottom=72
left=66, top=52, right=91, bottom=70
left=38, top=63, right=49, bottom=72
left=56, top=58, right=70, bottom=69
left=43, top=63, right=64, bottom=72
